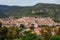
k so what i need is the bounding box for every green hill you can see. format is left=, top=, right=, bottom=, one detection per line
left=0, top=3, right=60, bottom=22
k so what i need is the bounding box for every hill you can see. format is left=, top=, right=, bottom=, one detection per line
left=0, top=5, right=24, bottom=18
left=0, top=3, right=60, bottom=22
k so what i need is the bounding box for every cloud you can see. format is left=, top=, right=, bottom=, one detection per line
left=0, top=0, right=60, bottom=6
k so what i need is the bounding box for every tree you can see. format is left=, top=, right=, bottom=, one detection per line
left=18, top=31, right=43, bottom=40
left=0, top=22, right=2, bottom=27
left=50, top=35, right=60, bottom=40
left=30, top=24, right=35, bottom=30
left=0, top=26, right=8, bottom=40
left=20, top=24, right=25, bottom=29
left=41, top=26, right=51, bottom=40
left=7, top=28, right=17, bottom=40
left=56, top=27, right=60, bottom=35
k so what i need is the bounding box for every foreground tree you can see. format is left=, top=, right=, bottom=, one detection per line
left=18, top=31, right=43, bottom=40
left=41, top=26, right=51, bottom=40
left=0, top=26, right=8, bottom=40
left=0, top=22, right=2, bottom=27
left=50, top=35, right=60, bottom=40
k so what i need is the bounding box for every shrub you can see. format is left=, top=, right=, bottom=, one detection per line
left=50, top=35, right=60, bottom=40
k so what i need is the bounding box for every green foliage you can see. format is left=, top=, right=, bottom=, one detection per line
left=20, top=24, right=25, bottom=29
left=30, top=24, right=35, bottom=30
left=0, top=27, right=8, bottom=40
left=17, top=31, right=43, bottom=40
left=56, top=28, right=60, bottom=35
left=50, top=35, right=60, bottom=40
left=0, top=22, right=2, bottom=27
left=7, top=27, right=18, bottom=40
left=0, top=24, right=60, bottom=40
left=54, top=18, right=60, bottom=23
left=41, top=27, right=51, bottom=40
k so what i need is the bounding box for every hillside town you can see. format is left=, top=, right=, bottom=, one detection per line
left=0, top=17, right=60, bottom=27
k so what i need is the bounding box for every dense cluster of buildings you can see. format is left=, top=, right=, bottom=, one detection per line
left=0, top=17, right=60, bottom=27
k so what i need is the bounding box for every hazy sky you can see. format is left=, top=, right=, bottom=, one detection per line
left=0, top=0, right=60, bottom=6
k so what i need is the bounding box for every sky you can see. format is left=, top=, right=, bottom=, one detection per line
left=0, top=0, right=60, bottom=6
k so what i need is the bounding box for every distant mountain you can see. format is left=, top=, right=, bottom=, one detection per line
left=0, top=5, right=24, bottom=18
left=0, top=11, right=7, bottom=18
left=0, top=5, right=24, bottom=11
left=0, top=3, right=60, bottom=22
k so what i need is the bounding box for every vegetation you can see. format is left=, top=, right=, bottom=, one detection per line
left=50, top=35, right=60, bottom=40
left=17, top=31, right=43, bottom=40
left=0, top=22, right=60, bottom=40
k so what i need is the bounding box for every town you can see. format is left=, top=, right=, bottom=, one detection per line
left=0, top=17, right=60, bottom=27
